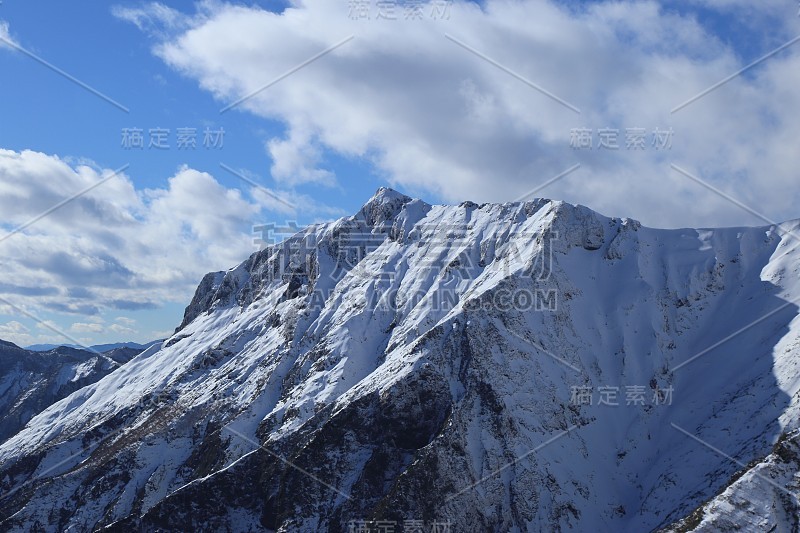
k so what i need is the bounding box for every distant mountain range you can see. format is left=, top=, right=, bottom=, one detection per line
left=25, top=340, right=163, bottom=353
left=0, top=341, right=145, bottom=446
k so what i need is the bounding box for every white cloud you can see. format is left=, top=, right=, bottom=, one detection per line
left=115, top=316, right=136, bottom=327
left=0, top=20, right=18, bottom=48
left=0, top=318, right=79, bottom=347
left=124, top=0, right=800, bottom=228
left=36, top=320, right=60, bottom=331
left=267, top=128, right=336, bottom=186
left=0, top=150, right=284, bottom=317
left=0, top=321, right=30, bottom=346
left=0, top=321, right=28, bottom=335
left=111, top=3, right=189, bottom=36
left=109, top=323, right=137, bottom=336
left=70, top=322, right=105, bottom=333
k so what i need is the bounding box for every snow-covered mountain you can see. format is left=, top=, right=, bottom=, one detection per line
left=0, top=342, right=123, bottom=446
left=1, top=188, right=799, bottom=532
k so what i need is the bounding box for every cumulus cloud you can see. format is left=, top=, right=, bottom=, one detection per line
left=0, top=149, right=292, bottom=318
left=267, top=128, right=336, bottom=187
left=115, top=316, right=136, bottom=327
left=70, top=322, right=105, bottom=334
left=109, top=323, right=137, bottom=336
left=118, top=0, right=800, bottom=228
left=0, top=321, right=28, bottom=336
left=0, top=321, right=31, bottom=346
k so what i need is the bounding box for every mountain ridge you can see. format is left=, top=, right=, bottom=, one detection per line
left=25, top=341, right=162, bottom=353
left=0, top=342, right=128, bottom=447
left=1, top=189, right=799, bottom=532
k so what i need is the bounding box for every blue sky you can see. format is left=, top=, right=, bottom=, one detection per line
left=0, top=1, right=375, bottom=346
left=0, top=0, right=798, bottom=347
left=0, top=0, right=369, bottom=213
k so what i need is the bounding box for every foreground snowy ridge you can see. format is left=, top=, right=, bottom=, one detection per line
left=1, top=188, right=799, bottom=532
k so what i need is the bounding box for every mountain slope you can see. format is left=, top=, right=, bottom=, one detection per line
left=1, top=189, right=799, bottom=532
left=0, top=342, right=123, bottom=446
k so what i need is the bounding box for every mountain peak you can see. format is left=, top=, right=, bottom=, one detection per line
left=358, top=186, right=415, bottom=226
left=363, top=186, right=412, bottom=209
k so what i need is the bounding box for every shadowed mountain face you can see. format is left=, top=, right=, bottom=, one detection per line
left=1, top=189, right=800, bottom=532
left=0, top=343, right=127, bottom=446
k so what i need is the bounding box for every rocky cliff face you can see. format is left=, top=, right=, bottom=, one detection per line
left=1, top=189, right=800, bottom=532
